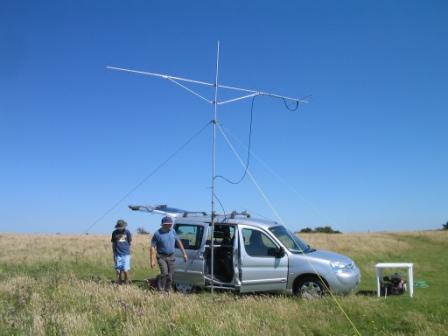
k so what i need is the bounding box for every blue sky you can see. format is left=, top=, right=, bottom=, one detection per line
left=1, top=1, right=447, bottom=234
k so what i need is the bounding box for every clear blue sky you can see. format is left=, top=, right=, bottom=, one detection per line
left=1, top=1, right=447, bottom=234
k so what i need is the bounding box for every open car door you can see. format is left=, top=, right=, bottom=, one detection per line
left=173, top=221, right=207, bottom=286
left=129, top=204, right=207, bottom=286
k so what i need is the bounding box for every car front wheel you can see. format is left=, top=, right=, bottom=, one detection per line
left=294, top=276, right=326, bottom=299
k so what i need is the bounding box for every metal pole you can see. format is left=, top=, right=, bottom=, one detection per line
left=210, top=40, right=220, bottom=294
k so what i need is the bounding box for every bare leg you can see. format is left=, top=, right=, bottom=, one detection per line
left=124, top=271, right=130, bottom=284
left=115, top=271, right=121, bottom=284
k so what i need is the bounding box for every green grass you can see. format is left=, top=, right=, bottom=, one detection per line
left=0, top=231, right=447, bottom=335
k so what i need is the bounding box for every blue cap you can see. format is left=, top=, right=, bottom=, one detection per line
left=161, top=216, right=174, bottom=225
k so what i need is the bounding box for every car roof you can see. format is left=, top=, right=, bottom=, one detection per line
left=128, top=204, right=282, bottom=230
left=174, top=214, right=279, bottom=230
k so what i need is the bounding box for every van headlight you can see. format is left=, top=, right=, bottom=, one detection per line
left=330, top=261, right=354, bottom=273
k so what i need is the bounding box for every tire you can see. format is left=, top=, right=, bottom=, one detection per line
left=294, top=276, right=326, bottom=299
left=174, top=282, right=194, bottom=294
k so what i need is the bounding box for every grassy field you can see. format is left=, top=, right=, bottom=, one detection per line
left=1, top=231, right=447, bottom=335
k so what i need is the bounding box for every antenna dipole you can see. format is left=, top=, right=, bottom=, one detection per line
left=107, top=41, right=308, bottom=294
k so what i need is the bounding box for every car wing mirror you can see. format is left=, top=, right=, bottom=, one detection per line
left=268, top=247, right=285, bottom=258
left=277, top=247, right=286, bottom=258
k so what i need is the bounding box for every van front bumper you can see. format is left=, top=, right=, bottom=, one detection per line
left=331, top=267, right=361, bottom=294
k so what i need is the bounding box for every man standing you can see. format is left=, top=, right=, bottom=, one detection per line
left=150, top=216, right=188, bottom=292
left=111, top=219, right=132, bottom=284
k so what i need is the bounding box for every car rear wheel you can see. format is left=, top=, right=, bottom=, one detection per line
left=294, top=276, right=325, bottom=299
left=174, top=282, right=194, bottom=294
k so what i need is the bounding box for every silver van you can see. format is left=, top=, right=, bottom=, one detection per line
left=130, top=205, right=361, bottom=298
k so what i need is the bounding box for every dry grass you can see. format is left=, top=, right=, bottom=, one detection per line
left=0, top=274, right=427, bottom=336
left=1, top=231, right=448, bottom=335
left=390, top=230, right=448, bottom=244
left=0, top=233, right=152, bottom=274
left=0, top=231, right=413, bottom=265
left=299, top=232, right=410, bottom=257
left=2, top=274, right=447, bottom=336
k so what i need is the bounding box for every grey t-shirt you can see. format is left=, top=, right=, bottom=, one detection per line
left=151, top=228, right=179, bottom=255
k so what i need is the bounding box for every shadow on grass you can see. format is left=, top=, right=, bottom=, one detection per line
left=356, top=289, right=377, bottom=296
left=104, top=278, right=159, bottom=291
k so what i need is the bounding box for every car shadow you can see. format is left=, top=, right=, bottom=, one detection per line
left=107, top=278, right=158, bottom=290
left=356, top=290, right=377, bottom=296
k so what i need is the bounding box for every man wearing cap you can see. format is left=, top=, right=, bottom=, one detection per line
left=150, top=216, right=188, bottom=292
left=111, top=219, right=132, bottom=284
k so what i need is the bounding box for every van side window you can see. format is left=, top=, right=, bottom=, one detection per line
left=175, top=224, right=204, bottom=250
left=242, top=228, right=276, bottom=257
left=207, top=225, right=235, bottom=246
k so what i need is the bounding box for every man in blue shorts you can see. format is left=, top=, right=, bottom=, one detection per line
left=111, top=219, right=132, bottom=284
left=150, top=216, right=188, bottom=292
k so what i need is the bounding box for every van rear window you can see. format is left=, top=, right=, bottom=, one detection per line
left=175, top=224, right=204, bottom=250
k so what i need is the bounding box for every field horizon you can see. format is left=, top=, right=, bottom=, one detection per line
left=2, top=227, right=444, bottom=236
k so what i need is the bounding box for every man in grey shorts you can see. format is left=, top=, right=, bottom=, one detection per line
left=150, top=216, right=188, bottom=292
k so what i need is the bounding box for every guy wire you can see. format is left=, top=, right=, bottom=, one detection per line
left=83, top=120, right=212, bottom=234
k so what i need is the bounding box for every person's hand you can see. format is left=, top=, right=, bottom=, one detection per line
left=183, top=253, right=188, bottom=263
left=150, top=260, right=156, bottom=269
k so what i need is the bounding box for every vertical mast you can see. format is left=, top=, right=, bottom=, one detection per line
left=210, top=40, right=220, bottom=294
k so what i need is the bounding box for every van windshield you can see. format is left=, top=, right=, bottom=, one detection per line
left=269, top=225, right=312, bottom=254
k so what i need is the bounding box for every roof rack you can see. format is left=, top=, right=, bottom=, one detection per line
left=229, top=210, right=251, bottom=219
left=128, top=204, right=207, bottom=218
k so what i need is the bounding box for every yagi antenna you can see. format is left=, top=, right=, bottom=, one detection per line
left=107, top=41, right=308, bottom=294
left=105, top=67, right=309, bottom=106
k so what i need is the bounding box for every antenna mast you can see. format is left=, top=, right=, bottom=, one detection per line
left=107, top=42, right=308, bottom=294
left=210, top=41, right=220, bottom=294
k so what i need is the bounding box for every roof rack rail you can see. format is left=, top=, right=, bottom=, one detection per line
left=229, top=210, right=251, bottom=219
left=128, top=204, right=207, bottom=218
left=182, top=211, right=208, bottom=217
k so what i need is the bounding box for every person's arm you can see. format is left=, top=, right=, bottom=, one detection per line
left=150, top=234, right=157, bottom=268
left=177, top=238, right=188, bottom=262
left=127, top=231, right=132, bottom=259
left=150, top=246, right=157, bottom=268
left=111, top=232, right=116, bottom=262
